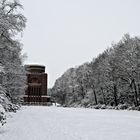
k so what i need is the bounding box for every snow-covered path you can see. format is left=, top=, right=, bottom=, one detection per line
left=0, top=106, right=140, bottom=140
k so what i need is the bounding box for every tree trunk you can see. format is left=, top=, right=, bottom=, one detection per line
left=93, top=88, right=98, bottom=105
left=101, top=87, right=106, bottom=105
left=138, top=83, right=140, bottom=103
left=80, top=85, right=85, bottom=99
left=133, top=81, right=139, bottom=107
left=113, top=84, right=118, bottom=106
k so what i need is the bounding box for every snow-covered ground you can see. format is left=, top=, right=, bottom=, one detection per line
left=0, top=106, right=140, bottom=140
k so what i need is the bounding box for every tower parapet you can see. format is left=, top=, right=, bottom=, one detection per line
left=25, top=65, right=45, bottom=73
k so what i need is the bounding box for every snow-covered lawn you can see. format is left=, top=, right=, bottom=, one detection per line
left=0, top=106, right=140, bottom=140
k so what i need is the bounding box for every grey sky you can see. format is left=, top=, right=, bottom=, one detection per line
left=22, top=0, right=140, bottom=88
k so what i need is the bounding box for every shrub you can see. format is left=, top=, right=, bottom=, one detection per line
left=93, top=104, right=102, bottom=109
left=117, top=104, right=129, bottom=110
left=128, top=106, right=136, bottom=110
left=100, top=104, right=106, bottom=109
left=0, top=104, right=6, bottom=127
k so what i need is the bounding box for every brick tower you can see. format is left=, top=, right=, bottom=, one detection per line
left=24, top=65, right=49, bottom=105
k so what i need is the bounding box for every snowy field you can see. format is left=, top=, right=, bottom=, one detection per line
left=0, top=106, right=140, bottom=140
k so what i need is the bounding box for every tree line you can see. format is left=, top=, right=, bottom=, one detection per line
left=51, top=34, right=140, bottom=110
left=0, top=0, right=26, bottom=126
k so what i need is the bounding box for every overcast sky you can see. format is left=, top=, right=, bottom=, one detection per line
left=22, top=0, right=140, bottom=88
